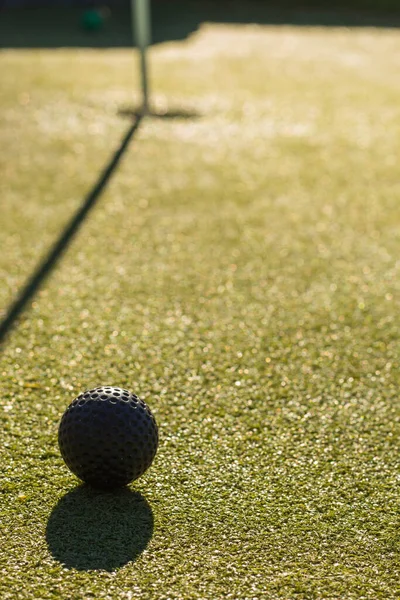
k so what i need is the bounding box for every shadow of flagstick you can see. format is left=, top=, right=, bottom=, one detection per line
left=0, top=114, right=143, bottom=347
left=118, top=106, right=201, bottom=121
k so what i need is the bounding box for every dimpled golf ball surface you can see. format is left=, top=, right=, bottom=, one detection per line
left=58, top=387, right=158, bottom=490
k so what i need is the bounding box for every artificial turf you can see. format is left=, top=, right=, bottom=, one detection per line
left=1, top=15, right=400, bottom=600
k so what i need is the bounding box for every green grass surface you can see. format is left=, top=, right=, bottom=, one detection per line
left=1, top=21, right=400, bottom=600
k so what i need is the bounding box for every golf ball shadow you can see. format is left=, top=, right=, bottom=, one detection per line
left=46, top=485, right=153, bottom=571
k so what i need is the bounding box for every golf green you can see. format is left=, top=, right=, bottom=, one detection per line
left=1, top=15, right=400, bottom=600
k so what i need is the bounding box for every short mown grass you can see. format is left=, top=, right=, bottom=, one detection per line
left=1, top=17, right=400, bottom=600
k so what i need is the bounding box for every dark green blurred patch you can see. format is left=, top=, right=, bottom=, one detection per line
left=81, top=9, right=106, bottom=33
left=1, top=1, right=400, bottom=50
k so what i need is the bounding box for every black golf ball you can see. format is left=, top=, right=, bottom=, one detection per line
left=58, top=386, right=158, bottom=490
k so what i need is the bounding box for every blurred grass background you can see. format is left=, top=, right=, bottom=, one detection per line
left=1, top=6, right=400, bottom=600
left=1, top=0, right=400, bottom=11
left=1, top=1, right=400, bottom=50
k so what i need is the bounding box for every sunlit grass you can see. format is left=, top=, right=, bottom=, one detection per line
left=1, top=21, right=400, bottom=600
